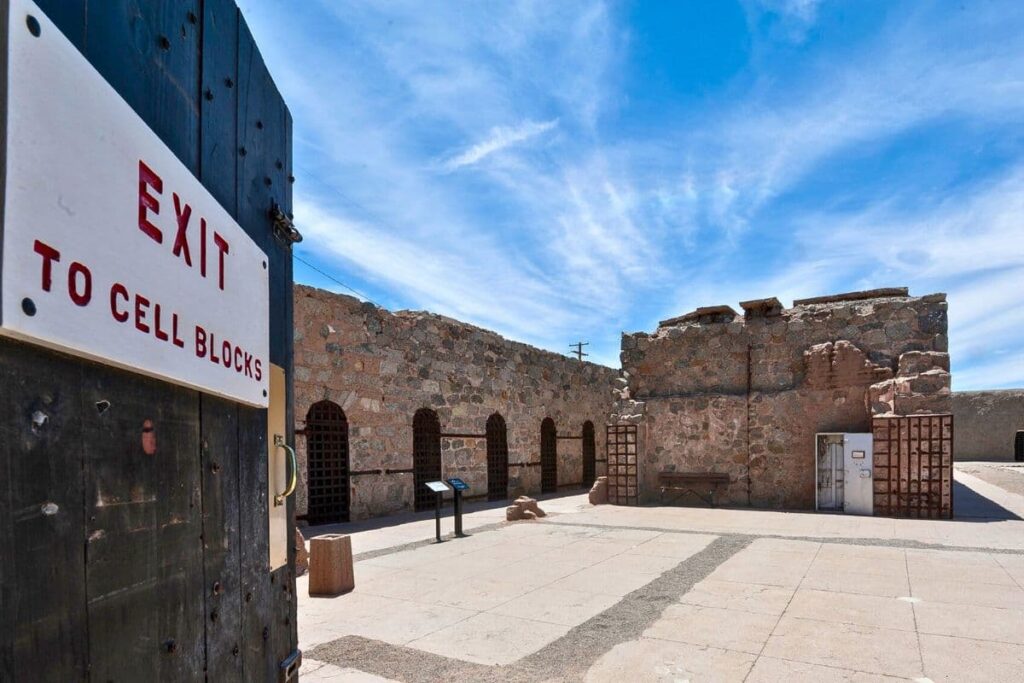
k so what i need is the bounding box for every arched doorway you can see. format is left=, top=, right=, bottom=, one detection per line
left=486, top=413, right=509, bottom=501
left=541, top=417, right=557, bottom=494
left=582, top=420, right=596, bottom=488
left=413, top=408, right=441, bottom=512
left=305, top=400, right=350, bottom=525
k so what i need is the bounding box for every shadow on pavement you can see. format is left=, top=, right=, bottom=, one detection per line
left=303, top=487, right=588, bottom=538
left=953, top=479, right=1022, bottom=521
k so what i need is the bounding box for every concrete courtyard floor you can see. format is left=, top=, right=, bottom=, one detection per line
left=299, top=463, right=1024, bottom=682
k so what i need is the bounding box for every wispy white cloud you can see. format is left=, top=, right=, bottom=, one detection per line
left=238, top=0, right=1024, bottom=381
left=441, top=118, right=558, bottom=171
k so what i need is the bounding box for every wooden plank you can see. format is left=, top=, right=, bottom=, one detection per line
left=237, top=12, right=297, bottom=674
left=198, top=3, right=246, bottom=679
left=237, top=403, right=273, bottom=679
left=80, top=365, right=205, bottom=680
left=0, top=338, right=88, bottom=680
left=85, top=0, right=201, bottom=172
left=200, top=0, right=240, bottom=217
left=33, top=0, right=85, bottom=49
left=200, top=395, right=244, bottom=681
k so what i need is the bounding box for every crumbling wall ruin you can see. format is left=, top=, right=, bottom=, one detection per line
left=618, top=289, right=951, bottom=509
left=293, top=285, right=618, bottom=522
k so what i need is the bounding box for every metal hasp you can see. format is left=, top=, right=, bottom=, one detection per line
left=446, top=478, right=470, bottom=537
left=425, top=481, right=450, bottom=542
left=270, top=202, right=302, bottom=244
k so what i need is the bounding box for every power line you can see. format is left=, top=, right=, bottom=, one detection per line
left=293, top=253, right=376, bottom=304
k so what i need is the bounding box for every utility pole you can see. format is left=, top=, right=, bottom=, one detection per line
left=569, top=341, right=589, bottom=361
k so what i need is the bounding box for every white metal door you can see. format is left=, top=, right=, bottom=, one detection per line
left=842, top=433, right=874, bottom=515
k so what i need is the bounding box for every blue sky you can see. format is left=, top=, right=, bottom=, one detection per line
left=238, top=0, right=1024, bottom=390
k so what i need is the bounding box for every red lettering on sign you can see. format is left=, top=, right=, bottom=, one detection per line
left=110, top=283, right=129, bottom=322
left=33, top=240, right=61, bottom=292
left=134, top=294, right=151, bottom=333
left=254, top=359, right=263, bottom=382
left=200, top=218, right=208, bottom=277
left=67, top=262, right=92, bottom=306
left=234, top=346, right=243, bottom=372
left=172, top=313, right=184, bottom=348
left=195, top=325, right=207, bottom=358
left=138, top=160, right=163, bottom=244
left=221, top=339, right=232, bottom=368
left=209, top=332, right=220, bottom=365
left=244, top=352, right=253, bottom=377
left=153, top=303, right=169, bottom=342
left=213, top=232, right=229, bottom=290
left=171, top=193, right=193, bottom=266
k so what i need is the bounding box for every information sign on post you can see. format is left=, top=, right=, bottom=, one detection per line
left=425, top=481, right=450, bottom=542
left=446, top=478, right=469, bottom=537
left=0, top=0, right=270, bottom=406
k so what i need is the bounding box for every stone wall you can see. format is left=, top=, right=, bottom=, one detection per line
left=293, top=285, right=619, bottom=521
left=953, top=390, right=1024, bottom=461
left=617, top=289, right=951, bottom=509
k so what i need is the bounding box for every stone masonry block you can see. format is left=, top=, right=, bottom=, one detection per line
left=308, top=534, right=355, bottom=597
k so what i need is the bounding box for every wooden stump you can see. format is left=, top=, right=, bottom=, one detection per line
left=308, top=534, right=355, bottom=596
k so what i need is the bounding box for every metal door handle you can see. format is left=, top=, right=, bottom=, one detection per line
left=273, top=434, right=297, bottom=506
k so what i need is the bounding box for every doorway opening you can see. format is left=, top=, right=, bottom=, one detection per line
left=413, top=408, right=442, bottom=512
left=486, top=413, right=509, bottom=501
left=541, top=417, right=557, bottom=493
left=305, top=400, right=350, bottom=525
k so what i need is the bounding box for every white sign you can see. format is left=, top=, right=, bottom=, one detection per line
left=1, top=0, right=269, bottom=406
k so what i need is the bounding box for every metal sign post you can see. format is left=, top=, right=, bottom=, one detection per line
left=425, top=481, right=450, bottom=542
left=446, top=478, right=469, bottom=537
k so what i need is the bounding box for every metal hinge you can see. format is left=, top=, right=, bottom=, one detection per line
left=270, top=203, right=303, bottom=245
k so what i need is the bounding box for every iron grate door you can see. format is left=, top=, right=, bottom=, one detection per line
left=541, top=418, right=558, bottom=493
left=873, top=415, right=953, bottom=519
left=582, top=421, right=596, bottom=488
left=413, top=409, right=442, bottom=512
left=306, top=401, right=350, bottom=525
left=486, top=414, right=509, bottom=501
left=606, top=424, right=638, bottom=505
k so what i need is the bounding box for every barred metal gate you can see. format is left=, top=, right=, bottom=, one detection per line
left=413, top=408, right=442, bottom=511
left=541, top=418, right=557, bottom=493
left=606, top=424, right=638, bottom=505
left=305, top=401, right=350, bottom=525
left=582, top=421, right=596, bottom=488
left=873, top=415, right=953, bottom=519
left=486, top=413, right=509, bottom=501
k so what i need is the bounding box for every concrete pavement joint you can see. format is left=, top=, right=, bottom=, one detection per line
left=541, top=519, right=1024, bottom=556
left=352, top=521, right=511, bottom=562
left=308, top=535, right=753, bottom=682
left=354, top=516, right=1024, bottom=566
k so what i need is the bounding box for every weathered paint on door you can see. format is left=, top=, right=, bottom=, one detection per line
left=0, top=0, right=297, bottom=679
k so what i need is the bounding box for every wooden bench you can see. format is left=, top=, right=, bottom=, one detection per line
left=659, top=472, right=730, bottom=507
